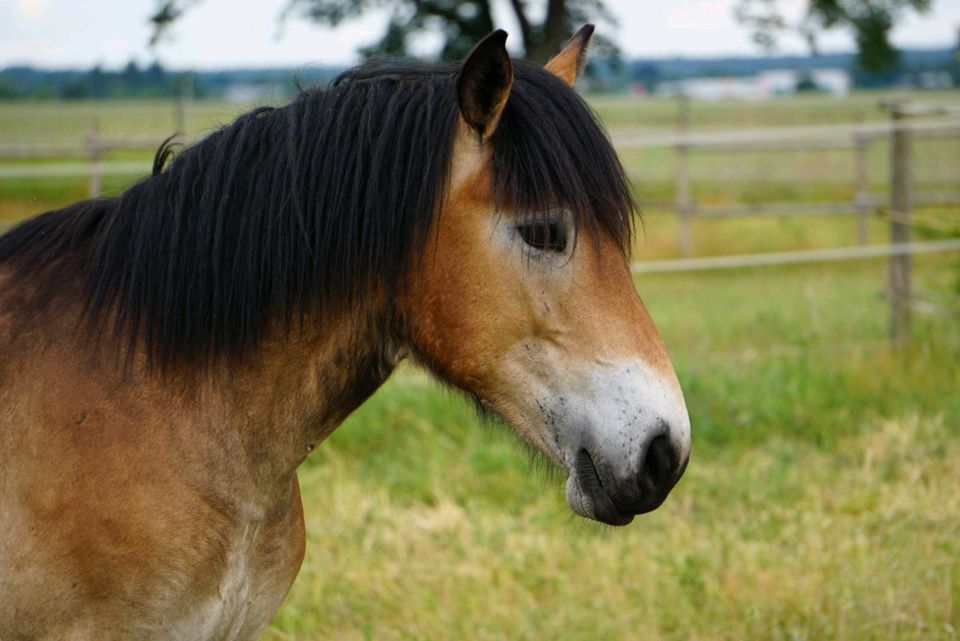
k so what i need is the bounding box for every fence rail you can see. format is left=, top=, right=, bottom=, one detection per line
left=611, top=116, right=960, bottom=150
left=631, top=239, right=960, bottom=274
left=0, top=161, right=151, bottom=179
left=0, top=137, right=161, bottom=158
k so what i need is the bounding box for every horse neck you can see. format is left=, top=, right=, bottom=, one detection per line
left=183, top=297, right=399, bottom=502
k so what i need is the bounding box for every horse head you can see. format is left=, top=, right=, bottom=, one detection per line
left=398, top=27, right=691, bottom=525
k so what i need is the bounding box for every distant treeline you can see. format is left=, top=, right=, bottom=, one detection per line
left=0, top=47, right=956, bottom=100
left=623, top=48, right=959, bottom=90
left=0, top=62, right=342, bottom=100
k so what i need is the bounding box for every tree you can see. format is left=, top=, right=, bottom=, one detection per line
left=149, top=0, right=616, bottom=63
left=121, top=60, right=144, bottom=96
left=735, top=0, right=931, bottom=72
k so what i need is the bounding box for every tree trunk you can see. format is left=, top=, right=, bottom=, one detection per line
left=507, top=0, right=534, bottom=53
left=525, top=0, right=569, bottom=63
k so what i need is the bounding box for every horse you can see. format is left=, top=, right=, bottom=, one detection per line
left=0, top=26, right=690, bottom=640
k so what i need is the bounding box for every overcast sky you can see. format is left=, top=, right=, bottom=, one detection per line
left=2, top=0, right=958, bottom=69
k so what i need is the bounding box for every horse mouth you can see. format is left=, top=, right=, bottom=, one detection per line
left=566, top=449, right=635, bottom=526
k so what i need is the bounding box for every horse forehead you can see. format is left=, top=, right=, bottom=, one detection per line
left=448, top=133, right=491, bottom=191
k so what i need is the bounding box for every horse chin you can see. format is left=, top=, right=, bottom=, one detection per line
left=565, top=474, right=635, bottom=527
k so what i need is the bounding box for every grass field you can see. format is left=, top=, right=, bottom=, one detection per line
left=2, top=92, right=960, bottom=640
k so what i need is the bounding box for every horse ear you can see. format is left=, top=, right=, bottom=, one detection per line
left=545, top=24, right=594, bottom=86
left=457, top=29, right=513, bottom=141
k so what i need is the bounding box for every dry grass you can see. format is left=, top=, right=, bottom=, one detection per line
left=263, top=406, right=959, bottom=641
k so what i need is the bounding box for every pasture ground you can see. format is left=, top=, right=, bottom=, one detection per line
left=1, top=91, right=959, bottom=640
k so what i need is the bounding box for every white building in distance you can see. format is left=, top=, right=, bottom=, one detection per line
left=658, top=68, right=851, bottom=100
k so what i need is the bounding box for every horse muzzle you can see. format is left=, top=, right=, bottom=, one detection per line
left=551, top=360, right=691, bottom=526
left=565, top=430, right=688, bottom=526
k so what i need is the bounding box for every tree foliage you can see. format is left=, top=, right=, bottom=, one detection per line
left=151, top=0, right=617, bottom=63
left=151, top=0, right=934, bottom=71
left=735, top=0, right=932, bottom=72
left=0, top=61, right=181, bottom=100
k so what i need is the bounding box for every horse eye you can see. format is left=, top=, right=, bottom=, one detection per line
left=517, top=220, right=567, bottom=253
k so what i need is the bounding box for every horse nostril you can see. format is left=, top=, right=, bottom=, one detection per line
left=639, top=434, right=679, bottom=495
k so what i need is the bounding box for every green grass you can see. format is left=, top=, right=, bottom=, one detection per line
left=272, top=414, right=959, bottom=641
left=1, top=94, right=960, bottom=640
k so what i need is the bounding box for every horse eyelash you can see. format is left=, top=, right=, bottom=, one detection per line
left=516, top=220, right=567, bottom=253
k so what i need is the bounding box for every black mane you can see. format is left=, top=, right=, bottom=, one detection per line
left=0, top=60, right=635, bottom=368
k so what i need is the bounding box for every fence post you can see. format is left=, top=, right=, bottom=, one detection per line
left=675, top=96, right=693, bottom=256
left=173, top=72, right=193, bottom=134
left=173, top=94, right=185, bottom=135
left=887, top=102, right=913, bottom=347
left=87, top=119, right=102, bottom=198
left=853, top=119, right=870, bottom=245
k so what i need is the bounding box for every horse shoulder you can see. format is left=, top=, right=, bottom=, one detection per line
left=0, top=302, right=305, bottom=639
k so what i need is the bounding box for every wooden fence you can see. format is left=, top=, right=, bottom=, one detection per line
left=613, top=108, right=960, bottom=256
left=0, top=122, right=159, bottom=198
left=613, top=101, right=960, bottom=346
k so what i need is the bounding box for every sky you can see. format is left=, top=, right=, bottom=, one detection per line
left=1, top=0, right=958, bottom=69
